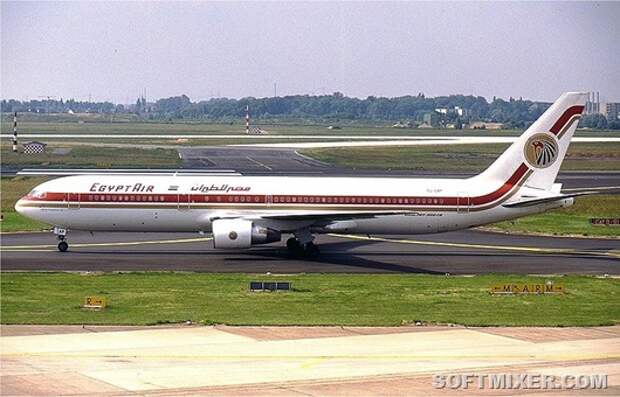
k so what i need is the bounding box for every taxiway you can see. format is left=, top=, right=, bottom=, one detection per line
left=2, top=230, right=618, bottom=274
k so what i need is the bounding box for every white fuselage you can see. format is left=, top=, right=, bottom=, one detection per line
left=15, top=92, right=587, bottom=252
left=15, top=172, right=569, bottom=235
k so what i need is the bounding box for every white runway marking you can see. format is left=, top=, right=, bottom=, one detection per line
left=245, top=156, right=273, bottom=170
left=232, top=137, right=620, bottom=148
left=1, top=133, right=619, bottom=145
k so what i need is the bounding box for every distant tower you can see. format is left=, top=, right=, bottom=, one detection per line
left=586, top=91, right=601, bottom=114
left=245, top=105, right=250, bottom=134
left=12, top=112, right=18, bottom=153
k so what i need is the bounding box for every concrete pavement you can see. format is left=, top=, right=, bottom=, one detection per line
left=1, top=325, right=619, bottom=395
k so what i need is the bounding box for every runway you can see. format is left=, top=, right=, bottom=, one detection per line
left=2, top=133, right=618, bottom=143
left=2, top=230, right=618, bottom=274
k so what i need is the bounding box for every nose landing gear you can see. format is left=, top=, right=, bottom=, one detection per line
left=57, top=240, right=69, bottom=252
left=54, top=227, right=69, bottom=252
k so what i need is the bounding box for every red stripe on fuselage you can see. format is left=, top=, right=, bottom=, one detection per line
left=470, top=163, right=528, bottom=205
left=549, top=105, right=584, bottom=135
left=24, top=163, right=530, bottom=208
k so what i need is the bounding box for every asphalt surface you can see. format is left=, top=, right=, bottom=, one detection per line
left=2, top=230, right=618, bottom=274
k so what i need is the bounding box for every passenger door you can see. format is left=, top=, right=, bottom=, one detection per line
left=456, top=192, right=470, bottom=214
left=67, top=193, right=80, bottom=209
left=177, top=193, right=190, bottom=210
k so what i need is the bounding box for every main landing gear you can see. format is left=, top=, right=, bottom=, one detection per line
left=286, top=237, right=320, bottom=257
left=54, top=227, right=69, bottom=252
left=286, top=228, right=320, bottom=257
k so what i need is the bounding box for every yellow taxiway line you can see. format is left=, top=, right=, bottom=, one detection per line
left=2, top=233, right=618, bottom=259
left=329, top=233, right=620, bottom=259
left=1, top=236, right=212, bottom=251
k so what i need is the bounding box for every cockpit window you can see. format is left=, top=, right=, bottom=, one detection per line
left=28, top=189, right=46, bottom=199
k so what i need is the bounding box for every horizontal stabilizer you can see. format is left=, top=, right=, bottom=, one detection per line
left=502, top=192, right=597, bottom=208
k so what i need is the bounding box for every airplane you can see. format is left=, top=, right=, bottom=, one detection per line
left=16, top=92, right=588, bottom=256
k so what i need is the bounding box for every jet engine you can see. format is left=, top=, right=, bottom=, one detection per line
left=212, top=218, right=281, bottom=249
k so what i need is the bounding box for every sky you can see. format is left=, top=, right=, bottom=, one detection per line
left=1, top=1, right=619, bottom=104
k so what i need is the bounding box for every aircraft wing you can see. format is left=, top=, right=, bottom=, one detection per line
left=211, top=210, right=412, bottom=222
left=258, top=210, right=412, bottom=221
left=502, top=192, right=597, bottom=208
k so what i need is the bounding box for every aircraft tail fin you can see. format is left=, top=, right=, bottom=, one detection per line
left=475, top=92, right=587, bottom=191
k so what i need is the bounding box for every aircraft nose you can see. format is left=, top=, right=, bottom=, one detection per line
left=15, top=197, right=26, bottom=214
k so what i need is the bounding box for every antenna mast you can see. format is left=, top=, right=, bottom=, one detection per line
left=12, top=112, right=18, bottom=153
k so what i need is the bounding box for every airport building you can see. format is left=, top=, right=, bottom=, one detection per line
left=605, top=102, right=620, bottom=121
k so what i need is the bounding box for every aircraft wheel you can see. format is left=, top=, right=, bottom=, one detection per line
left=286, top=237, right=301, bottom=251
left=303, top=242, right=320, bottom=258
left=57, top=241, right=69, bottom=252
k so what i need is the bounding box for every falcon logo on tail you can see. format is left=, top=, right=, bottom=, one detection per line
left=524, top=133, right=559, bottom=169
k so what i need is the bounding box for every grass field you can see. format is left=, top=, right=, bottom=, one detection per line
left=1, top=177, right=50, bottom=232
left=1, top=144, right=181, bottom=168
left=1, top=272, right=618, bottom=326
left=301, top=142, right=620, bottom=172
left=490, top=194, right=620, bottom=237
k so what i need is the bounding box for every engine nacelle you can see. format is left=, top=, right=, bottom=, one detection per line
left=212, top=219, right=281, bottom=249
